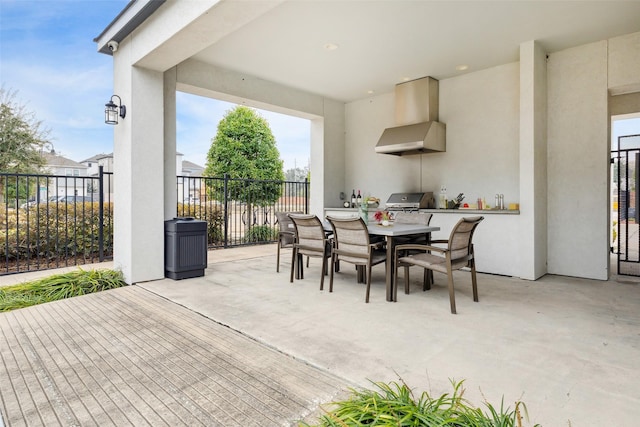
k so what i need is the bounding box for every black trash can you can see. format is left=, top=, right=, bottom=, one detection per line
left=164, top=217, right=208, bottom=280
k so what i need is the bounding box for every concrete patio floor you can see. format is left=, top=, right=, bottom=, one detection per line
left=2, top=244, right=640, bottom=426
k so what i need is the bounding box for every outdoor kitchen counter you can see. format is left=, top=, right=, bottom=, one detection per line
left=419, top=209, right=520, bottom=215
left=324, top=208, right=520, bottom=216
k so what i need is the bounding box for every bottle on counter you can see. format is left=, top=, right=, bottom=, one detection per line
left=477, top=197, right=483, bottom=210
left=356, top=190, right=362, bottom=206
left=439, top=185, right=447, bottom=209
left=351, top=189, right=356, bottom=208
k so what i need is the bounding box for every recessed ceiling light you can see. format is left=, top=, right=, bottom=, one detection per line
left=324, top=43, right=339, bottom=51
left=456, top=64, right=469, bottom=71
left=402, top=77, right=411, bottom=81
left=367, top=90, right=374, bottom=94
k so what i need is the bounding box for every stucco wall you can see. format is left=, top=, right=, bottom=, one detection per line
left=547, top=41, right=609, bottom=280
left=436, top=63, right=520, bottom=207
left=608, top=32, right=640, bottom=95
left=519, top=41, right=548, bottom=280
left=344, top=63, right=522, bottom=276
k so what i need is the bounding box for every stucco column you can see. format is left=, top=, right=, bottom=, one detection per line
left=164, top=68, right=178, bottom=219
left=519, top=40, right=548, bottom=280
left=113, top=63, right=165, bottom=284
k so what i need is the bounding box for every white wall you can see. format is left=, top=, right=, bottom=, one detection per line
left=519, top=40, right=548, bottom=280
left=547, top=41, right=609, bottom=280
left=345, top=92, right=421, bottom=202
left=436, top=63, right=520, bottom=207
left=112, top=40, right=166, bottom=283
left=344, top=63, right=522, bottom=276
left=608, top=32, right=640, bottom=95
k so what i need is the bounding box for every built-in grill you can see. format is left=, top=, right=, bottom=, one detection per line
left=385, top=192, right=434, bottom=211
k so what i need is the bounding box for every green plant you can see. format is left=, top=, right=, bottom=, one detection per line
left=301, top=379, right=539, bottom=427
left=176, top=203, right=225, bottom=245
left=244, top=224, right=276, bottom=243
left=0, top=269, right=126, bottom=312
left=0, top=201, right=114, bottom=261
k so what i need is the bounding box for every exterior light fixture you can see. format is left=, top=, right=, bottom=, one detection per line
left=104, top=95, right=126, bottom=125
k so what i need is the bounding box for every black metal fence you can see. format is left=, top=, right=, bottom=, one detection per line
left=177, top=174, right=309, bottom=247
left=1, top=166, right=114, bottom=275
left=1, top=171, right=309, bottom=275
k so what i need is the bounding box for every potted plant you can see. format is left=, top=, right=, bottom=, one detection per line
left=373, top=210, right=391, bottom=226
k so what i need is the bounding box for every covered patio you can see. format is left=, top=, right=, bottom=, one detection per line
left=2, top=245, right=639, bottom=425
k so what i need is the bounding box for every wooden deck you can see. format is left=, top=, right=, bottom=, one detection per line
left=0, top=285, right=347, bottom=426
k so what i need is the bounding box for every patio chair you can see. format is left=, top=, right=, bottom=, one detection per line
left=289, top=214, right=332, bottom=290
left=393, top=212, right=433, bottom=244
left=275, top=211, right=302, bottom=272
left=394, top=216, right=484, bottom=314
left=326, top=216, right=387, bottom=303
left=393, top=211, right=434, bottom=289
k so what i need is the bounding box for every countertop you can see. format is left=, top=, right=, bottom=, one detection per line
left=324, top=207, right=520, bottom=215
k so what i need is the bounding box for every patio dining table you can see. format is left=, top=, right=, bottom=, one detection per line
left=324, top=220, right=440, bottom=302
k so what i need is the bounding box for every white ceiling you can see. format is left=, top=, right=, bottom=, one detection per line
left=192, top=0, right=640, bottom=102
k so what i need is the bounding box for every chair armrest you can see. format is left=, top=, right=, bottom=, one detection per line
left=394, top=243, right=447, bottom=256
left=370, top=241, right=385, bottom=250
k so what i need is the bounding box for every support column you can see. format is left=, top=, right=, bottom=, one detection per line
left=519, top=40, right=548, bottom=279
left=113, top=64, right=165, bottom=284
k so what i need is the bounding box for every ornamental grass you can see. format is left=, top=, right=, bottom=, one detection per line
left=303, top=379, right=540, bottom=427
left=0, top=269, right=126, bottom=312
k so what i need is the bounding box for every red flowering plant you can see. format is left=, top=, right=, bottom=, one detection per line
left=373, top=210, right=391, bottom=223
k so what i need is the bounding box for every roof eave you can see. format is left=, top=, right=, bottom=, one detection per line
left=93, top=0, right=166, bottom=56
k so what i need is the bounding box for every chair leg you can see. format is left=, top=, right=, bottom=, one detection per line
left=320, top=256, right=326, bottom=291
left=276, top=244, right=281, bottom=272
left=470, top=260, right=479, bottom=302
left=329, top=254, right=336, bottom=292
left=447, top=269, right=457, bottom=314
left=404, top=265, right=410, bottom=295
left=393, top=260, right=399, bottom=302
left=423, top=269, right=432, bottom=291
left=365, top=264, right=372, bottom=303
left=298, top=254, right=304, bottom=279
left=290, top=248, right=296, bottom=283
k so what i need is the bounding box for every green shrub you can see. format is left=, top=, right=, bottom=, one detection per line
left=0, top=269, right=126, bottom=312
left=244, top=224, right=277, bottom=243
left=0, top=202, right=114, bottom=261
left=176, top=203, right=225, bottom=245
left=302, top=380, right=539, bottom=427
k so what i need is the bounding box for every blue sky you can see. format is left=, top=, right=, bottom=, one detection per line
left=0, top=0, right=310, bottom=171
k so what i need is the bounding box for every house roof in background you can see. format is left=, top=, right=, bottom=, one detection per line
left=80, top=153, right=113, bottom=163
left=42, top=152, right=87, bottom=169
left=182, top=160, right=204, bottom=170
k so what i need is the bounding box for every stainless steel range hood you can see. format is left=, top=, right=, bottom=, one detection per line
left=375, top=77, right=446, bottom=156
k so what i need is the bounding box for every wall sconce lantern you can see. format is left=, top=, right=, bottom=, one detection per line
left=104, top=95, right=126, bottom=125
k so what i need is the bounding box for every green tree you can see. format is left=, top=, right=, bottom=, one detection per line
left=204, top=106, right=284, bottom=206
left=0, top=87, right=50, bottom=202
left=0, top=87, right=49, bottom=173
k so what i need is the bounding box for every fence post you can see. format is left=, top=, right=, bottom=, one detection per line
left=304, top=178, right=309, bottom=214
left=98, top=166, right=104, bottom=262
left=223, top=173, right=229, bottom=248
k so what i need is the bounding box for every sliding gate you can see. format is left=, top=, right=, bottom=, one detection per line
left=614, top=134, right=640, bottom=276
